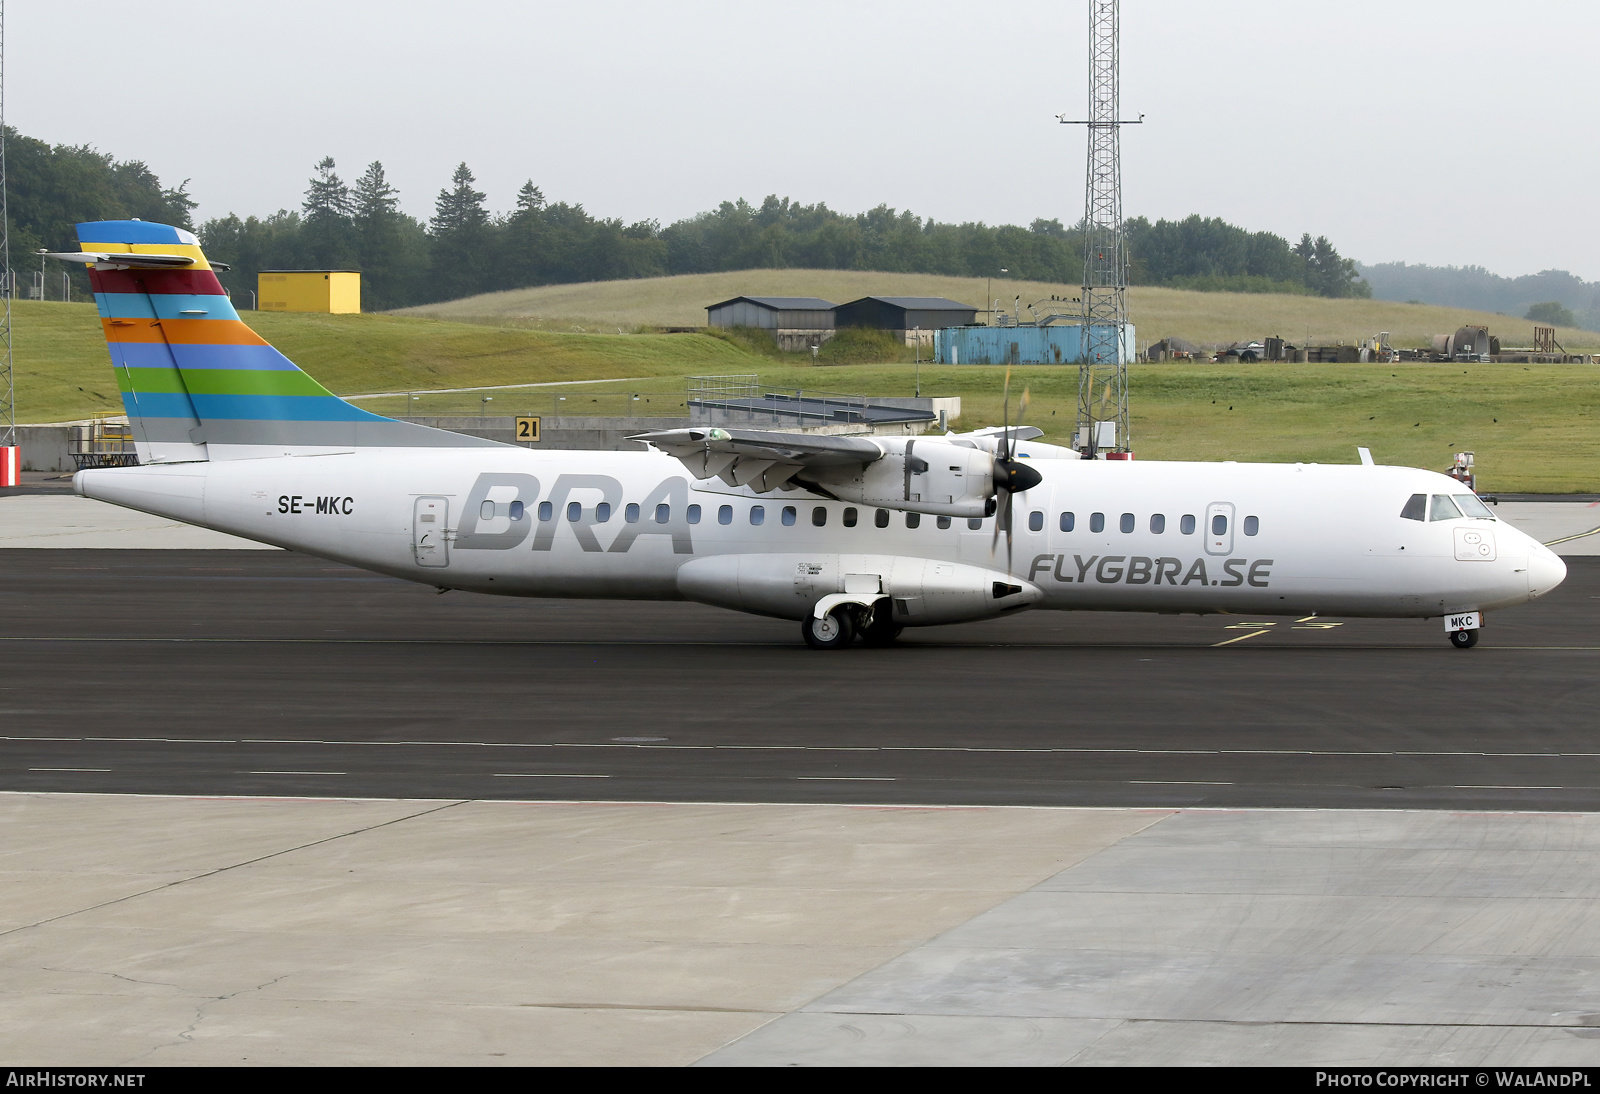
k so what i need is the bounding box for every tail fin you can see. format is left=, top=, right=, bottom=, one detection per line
left=77, top=220, right=500, bottom=462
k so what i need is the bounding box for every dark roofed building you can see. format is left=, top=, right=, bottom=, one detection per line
left=706, top=296, right=836, bottom=330
left=834, top=296, right=979, bottom=347
left=706, top=296, right=837, bottom=351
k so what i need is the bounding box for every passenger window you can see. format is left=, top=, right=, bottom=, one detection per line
left=1060, top=512, right=1075, bottom=532
left=625, top=503, right=640, bottom=523
left=1430, top=494, right=1462, bottom=522
left=567, top=501, right=582, bottom=522
left=509, top=501, right=524, bottom=521
left=843, top=507, right=858, bottom=528
left=1400, top=493, right=1426, bottom=521
left=1120, top=513, right=1134, bottom=534
left=812, top=506, right=828, bottom=527
left=1212, top=514, right=1228, bottom=535
left=539, top=501, right=554, bottom=522
left=937, top=515, right=951, bottom=529
left=906, top=512, right=921, bottom=528
left=1180, top=514, right=1196, bottom=535
left=875, top=508, right=889, bottom=528
left=687, top=504, right=701, bottom=525
left=968, top=517, right=983, bottom=530
left=782, top=506, right=797, bottom=526
left=595, top=502, right=611, bottom=523
left=1028, top=511, right=1043, bottom=532
left=718, top=504, right=732, bottom=525
left=481, top=500, right=496, bottom=521
left=1090, top=512, right=1105, bottom=533
left=655, top=504, right=670, bottom=524
left=750, top=505, right=765, bottom=526
left=1243, top=515, right=1259, bottom=536
left=1150, top=513, right=1165, bottom=534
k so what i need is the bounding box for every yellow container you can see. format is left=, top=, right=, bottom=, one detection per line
left=257, top=270, right=361, bottom=313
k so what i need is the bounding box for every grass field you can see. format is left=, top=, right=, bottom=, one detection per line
left=12, top=301, right=756, bottom=424
left=397, top=268, right=1600, bottom=354
left=16, top=300, right=1600, bottom=491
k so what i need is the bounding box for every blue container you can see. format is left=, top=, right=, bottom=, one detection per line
left=934, top=323, right=1135, bottom=365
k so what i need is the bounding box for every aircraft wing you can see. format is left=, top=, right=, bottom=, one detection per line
left=632, top=427, right=883, bottom=493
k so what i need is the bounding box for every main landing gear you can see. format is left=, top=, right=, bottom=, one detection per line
left=801, top=603, right=903, bottom=650
left=1449, top=628, right=1480, bottom=649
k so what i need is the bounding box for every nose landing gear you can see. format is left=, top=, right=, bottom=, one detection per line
left=1449, top=628, right=1480, bottom=649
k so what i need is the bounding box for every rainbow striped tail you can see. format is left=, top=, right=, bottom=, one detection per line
left=76, top=220, right=498, bottom=463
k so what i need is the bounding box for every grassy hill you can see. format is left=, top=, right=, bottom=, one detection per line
left=397, top=269, right=1600, bottom=353
left=10, top=301, right=759, bottom=424
left=16, top=299, right=1600, bottom=491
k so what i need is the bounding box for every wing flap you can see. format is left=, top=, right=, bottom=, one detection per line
left=634, top=427, right=883, bottom=493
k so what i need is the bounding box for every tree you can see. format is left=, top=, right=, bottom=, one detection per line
left=429, top=162, right=492, bottom=298
left=351, top=161, right=425, bottom=310
left=1525, top=301, right=1575, bottom=327
left=301, top=156, right=355, bottom=269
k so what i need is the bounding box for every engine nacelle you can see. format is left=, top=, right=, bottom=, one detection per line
left=807, top=439, right=996, bottom=518
left=676, top=552, right=1043, bottom=625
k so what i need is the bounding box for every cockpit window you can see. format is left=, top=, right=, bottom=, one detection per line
left=1400, top=493, right=1426, bottom=521
left=1454, top=494, right=1495, bottom=519
left=1429, top=494, right=1462, bottom=522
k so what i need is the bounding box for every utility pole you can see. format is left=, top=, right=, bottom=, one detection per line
left=1060, top=0, right=1140, bottom=456
left=0, top=0, right=16, bottom=487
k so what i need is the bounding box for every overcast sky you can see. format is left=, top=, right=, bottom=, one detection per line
left=13, top=1, right=1598, bottom=279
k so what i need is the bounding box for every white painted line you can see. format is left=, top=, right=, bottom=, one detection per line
left=1128, top=780, right=1234, bottom=785
left=247, top=771, right=347, bottom=776
left=796, top=776, right=896, bottom=781
left=491, top=772, right=609, bottom=778
left=9, top=736, right=1600, bottom=761
left=1452, top=784, right=1566, bottom=790
left=29, top=767, right=109, bottom=772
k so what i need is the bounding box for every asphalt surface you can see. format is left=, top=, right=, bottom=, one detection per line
left=2, top=548, right=1597, bottom=810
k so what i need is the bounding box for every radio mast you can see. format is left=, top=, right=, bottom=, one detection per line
left=0, top=0, right=14, bottom=486
left=1061, top=0, right=1138, bottom=456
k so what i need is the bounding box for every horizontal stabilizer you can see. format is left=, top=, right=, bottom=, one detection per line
left=39, top=249, right=233, bottom=270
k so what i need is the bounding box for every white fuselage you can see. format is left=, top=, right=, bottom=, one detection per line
left=75, top=447, right=1565, bottom=624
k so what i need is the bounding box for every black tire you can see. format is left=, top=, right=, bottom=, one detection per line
left=802, top=607, right=855, bottom=650
left=1450, top=628, right=1480, bottom=649
left=859, top=608, right=903, bottom=647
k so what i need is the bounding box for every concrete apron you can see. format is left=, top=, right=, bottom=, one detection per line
left=2, top=795, right=1599, bottom=1066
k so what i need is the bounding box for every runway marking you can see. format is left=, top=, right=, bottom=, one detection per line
left=28, top=767, right=109, bottom=773
left=1453, top=784, right=1567, bottom=790
left=247, top=771, right=346, bottom=776
left=1545, top=526, right=1600, bottom=546
left=1213, top=626, right=1275, bottom=647
left=1129, top=780, right=1234, bottom=785
left=8, top=736, right=1600, bottom=760
left=796, top=776, right=896, bottom=781
left=493, top=773, right=610, bottom=778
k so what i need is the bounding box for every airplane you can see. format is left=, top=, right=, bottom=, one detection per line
left=56, top=219, right=1566, bottom=650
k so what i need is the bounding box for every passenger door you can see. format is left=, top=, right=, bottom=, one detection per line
left=413, top=496, right=450, bottom=567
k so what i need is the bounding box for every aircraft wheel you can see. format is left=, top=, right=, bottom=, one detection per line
left=1450, top=628, right=1480, bottom=649
left=859, top=610, right=903, bottom=647
left=802, top=607, right=855, bottom=650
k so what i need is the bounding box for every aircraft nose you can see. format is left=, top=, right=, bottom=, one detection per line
left=1527, top=543, right=1567, bottom=600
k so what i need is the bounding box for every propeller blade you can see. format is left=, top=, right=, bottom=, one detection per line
left=1000, top=367, right=1012, bottom=459
left=1004, top=489, right=1015, bottom=573
left=991, top=485, right=1007, bottom=555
